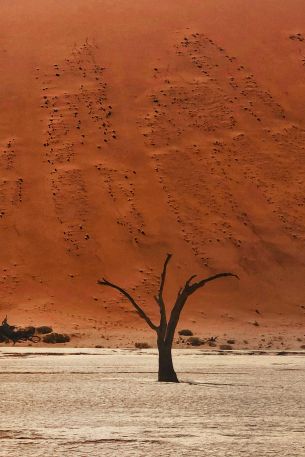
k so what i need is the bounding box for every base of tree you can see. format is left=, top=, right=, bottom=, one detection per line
left=158, top=343, right=179, bottom=382
left=158, top=372, right=179, bottom=383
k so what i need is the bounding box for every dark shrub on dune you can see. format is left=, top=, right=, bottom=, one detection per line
left=43, top=333, right=70, bottom=344
left=36, top=326, right=53, bottom=334
left=187, top=336, right=204, bottom=346
left=219, top=344, right=233, bottom=350
left=135, top=342, right=151, bottom=349
left=178, top=329, right=193, bottom=336
left=19, top=326, right=36, bottom=334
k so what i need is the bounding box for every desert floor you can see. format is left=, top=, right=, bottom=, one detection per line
left=0, top=1, right=305, bottom=347
left=1, top=348, right=304, bottom=456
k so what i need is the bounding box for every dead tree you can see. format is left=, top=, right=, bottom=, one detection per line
left=98, top=254, right=238, bottom=383
left=0, top=317, right=40, bottom=344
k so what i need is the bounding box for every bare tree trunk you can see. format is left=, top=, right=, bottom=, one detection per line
left=157, top=337, right=178, bottom=383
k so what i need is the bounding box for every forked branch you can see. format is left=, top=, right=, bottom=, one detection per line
left=165, top=271, right=238, bottom=345
left=187, top=272, right=239, bottom=295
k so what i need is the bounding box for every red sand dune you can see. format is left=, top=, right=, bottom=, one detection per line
left=0, top=0, right=305, bottom=348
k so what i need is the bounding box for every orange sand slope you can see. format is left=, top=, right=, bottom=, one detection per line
left=0, top=0, right=305, bottom=347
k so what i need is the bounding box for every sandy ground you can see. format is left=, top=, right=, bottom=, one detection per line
left=0, top=1, right=305, bottom=347
left=0, top=348, right=305, bottom=456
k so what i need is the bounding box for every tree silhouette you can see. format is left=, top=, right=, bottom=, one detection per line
left=98, top=254, right=238, bottom=382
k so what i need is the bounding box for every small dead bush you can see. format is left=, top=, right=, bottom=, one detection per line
left=43, top=333, right=70, bottom=344
left=227, top=339, right=235, bottom=345
left=178, top=329, right=193, bottom=336
left=208, top=342, right=217, bottom=347
left=187, top=336, right=204, bottom=346
left=219, top=344, right=233, bottom=350
left=135, top=342, right=151, bottom=349
left=19, top=326, right=36, bottom=334
left=36, top=326, right=53, bottom=334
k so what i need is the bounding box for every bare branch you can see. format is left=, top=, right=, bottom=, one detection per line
left=155, top=253, right=172, bottom=336
left=188, top=272, right=239, bottom=294
left=165, top=272, right=238, bottom=345
left=184, top=274, right=197, bottom=288
left=97, top=278, right=158, bottom=332
left=159, top=254, right=172, bottom=299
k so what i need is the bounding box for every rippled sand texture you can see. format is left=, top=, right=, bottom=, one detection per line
left=1, top=0, right=305, bottom=346
left=0, top=349, right=304, bottom=456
